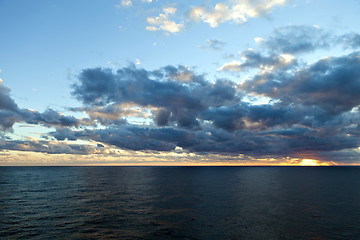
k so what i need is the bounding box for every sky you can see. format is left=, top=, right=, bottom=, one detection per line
left=1, top=0, right=360, bottom=166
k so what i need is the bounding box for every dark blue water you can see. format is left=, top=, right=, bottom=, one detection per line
left=0, top=167, right=360, bottom=239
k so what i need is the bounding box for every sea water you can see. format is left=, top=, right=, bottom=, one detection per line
left=0, top=166, right=359, bottom=239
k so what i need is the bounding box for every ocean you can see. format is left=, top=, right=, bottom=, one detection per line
left=0, top=166, right=359, bottom=239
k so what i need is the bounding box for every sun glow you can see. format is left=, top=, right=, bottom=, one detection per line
left=299, top=159, right=328, bottom=166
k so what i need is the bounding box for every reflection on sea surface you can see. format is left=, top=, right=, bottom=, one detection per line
left=0, top=166, right=360, bottom=239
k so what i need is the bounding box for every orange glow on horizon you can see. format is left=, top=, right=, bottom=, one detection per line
left=299, top=159, right=329, bottom=166
left=0, top=150, right=354, bottom=166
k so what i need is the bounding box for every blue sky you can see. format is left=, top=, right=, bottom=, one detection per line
left=1, top=0, right=360, bottom=165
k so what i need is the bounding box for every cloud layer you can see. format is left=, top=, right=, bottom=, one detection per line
left=66, top=44, right=360, bottom=160
left=1, top=24, right=360, bottom=164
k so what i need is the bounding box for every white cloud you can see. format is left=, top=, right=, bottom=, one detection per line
left=254, top=37, right=265, bottom=43
left=190, top=0, right=289, bottom=27
left=121, top=0, right=132, bottom=6
left=115, top=0, right=152, bottom=8
left=217, top=60, right=243, bottom=71
left=115, top=1, right=130, bottom=8
left=146, top=26, right=158, bottom=32
left=279, top=53, right=294, bottom=64
left=146, top=7, right=184, bottom=34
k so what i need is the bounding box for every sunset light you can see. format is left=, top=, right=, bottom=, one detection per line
left=1, top=0, right=360, bottom=166
left=299, top=159, right=325, bottom=166
left=1, top=1, right=360, bottom=239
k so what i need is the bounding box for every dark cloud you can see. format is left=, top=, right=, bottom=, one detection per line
left=161, top=65, right=206, bottom=83
left=0, top=139, right=105, bottom=155
left=47, top=107, right=360, bottom=159
left=219, top=49, right=297, bottom=72
left=72, top=65, right=240, bottom=129
left=315, top=149, right=360, bottom=164
left=0, top=80, right=21, bottom=130
left=0, top=80, right=80, bottom=131
left=65, top=57, right=360, bottom=160
left=241, top=51, right=360, bottom=114
left=50, top=128, right=78, bottom=141
left=0, top=81, right=19, bottom=111
left=240, top=49, right=296, bottom=69
left=153, top=108, right=171, bottom=126
left=0, top=110, right=18, bottom=131
left=21, top=109, right=79, bottom=127
left=220, top=26, right=360, bottom=75
left=78, top=127, right=182, bottom=152
left=2, top=25, right=360, bottom=163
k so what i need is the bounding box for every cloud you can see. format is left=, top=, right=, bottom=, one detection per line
left=1, top=57, right=359, bottom=162
left=0, top=79, right=80, bottom=131
left=0, top=138, right=110, bottom=155
left=47, top=109, right=359, bottom=158
left=162, top=65, right=201, bottom=83
left=218, top=60, right=243, bottom=72
left=66, top=57, right=360, bottom=160
left=254, top=25, right=360, bottom=55
left=201, top=39, right=227, bottom=50
left=115, top=0, right=152, bottom=8
left=218, top=49, right=296, bottom=72
left=121, top=0, right=132, bottom=7
left=250, top=25, right=360, bottom=56
left=146, top=7, right=184, bottom=34
left=0, top=79, right=19, bottom=112
left=255, top=25, right=331, bottom=54
left=3, top=25, right=360, bottom=163
left=339, top=33, right=360, bottom=49
left=189, top=0, right=289, bottom=27
left=72, top=65, right=239, bottom=129
left=200, top=103, right=308, bottom=132
left=241, top=51, right=360, bottom=114
left=81, top=103, right=147, bottom=126
left=21, top=109, right=79, bottom=127
left=115, top=0, right=132, bottom=8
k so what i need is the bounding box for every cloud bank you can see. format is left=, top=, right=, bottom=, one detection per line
left=1, top=25, right=360, bottom=164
